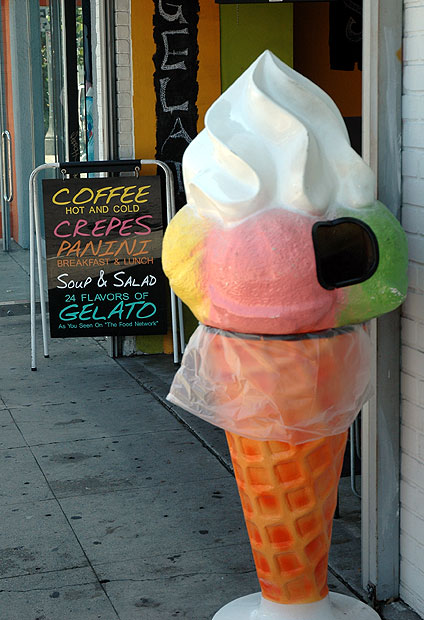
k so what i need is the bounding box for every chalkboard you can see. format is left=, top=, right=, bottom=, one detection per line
left=42, top=176, right=167, bottom=337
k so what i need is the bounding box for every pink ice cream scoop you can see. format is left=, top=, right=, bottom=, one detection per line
left=202, top=207, right=338, bottom=334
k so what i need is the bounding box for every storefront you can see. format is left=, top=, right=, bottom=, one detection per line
left=0, top=0, right=116, bottom=252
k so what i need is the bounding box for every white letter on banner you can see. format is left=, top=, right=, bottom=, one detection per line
left=158, top=1, right=187, bottom=24
left=161, top=29, right=189, bottom=71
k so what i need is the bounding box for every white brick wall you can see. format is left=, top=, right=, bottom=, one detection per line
left=401, top=0, right=424, bottom=615
left=115, top=0, right=134, bottom=159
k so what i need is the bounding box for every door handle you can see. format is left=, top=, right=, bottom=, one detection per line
left=2, top=130, right=13, bottom=202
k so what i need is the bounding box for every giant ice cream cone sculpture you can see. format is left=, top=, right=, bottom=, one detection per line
left=162, top=51, right=408, bottom=619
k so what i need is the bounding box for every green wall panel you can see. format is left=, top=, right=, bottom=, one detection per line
left=220, top=4, right=293, bottom=91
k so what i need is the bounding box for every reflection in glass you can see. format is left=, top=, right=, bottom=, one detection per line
left=40, top=0, right=94, bottom=164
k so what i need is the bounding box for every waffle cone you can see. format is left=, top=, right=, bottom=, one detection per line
left=226, top=430, right=348, bottom=604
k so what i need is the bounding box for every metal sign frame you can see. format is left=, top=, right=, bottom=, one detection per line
left=29, top=159, right=185, bottom=370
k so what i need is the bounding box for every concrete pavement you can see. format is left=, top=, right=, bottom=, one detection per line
left=0, top=242, right=420, bottom=619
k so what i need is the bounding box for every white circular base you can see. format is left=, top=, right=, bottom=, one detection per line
left=212, top=592, right=380, bottom=620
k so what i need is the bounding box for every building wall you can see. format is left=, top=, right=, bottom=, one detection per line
left=401, top=0, right=424, bottom=614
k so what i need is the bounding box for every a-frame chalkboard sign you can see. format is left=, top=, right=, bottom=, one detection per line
left=29, top=159, right=185, bottom=370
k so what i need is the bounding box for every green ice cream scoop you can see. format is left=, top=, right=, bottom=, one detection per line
left=321, top=201, right=408, bottom=327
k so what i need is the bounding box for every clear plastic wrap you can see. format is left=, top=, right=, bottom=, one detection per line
left=167, top=324, right=372, bottom=445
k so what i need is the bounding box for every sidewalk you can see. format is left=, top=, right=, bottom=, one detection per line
left=0, top=244, right=420, bottom=619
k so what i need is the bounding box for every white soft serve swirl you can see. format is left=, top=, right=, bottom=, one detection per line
left=182, top=50, right=375, bottom=224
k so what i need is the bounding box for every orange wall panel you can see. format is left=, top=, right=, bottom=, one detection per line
left=197, top=1, right=221, bottom=132
left=132, top=0, right=156, bottom=163
left=293, top=3, right=362, bottom=118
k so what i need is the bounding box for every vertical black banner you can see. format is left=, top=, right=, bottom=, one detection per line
left=153, top=0, right=200, bottom=210
left=42, top=177, right=167, bottom=338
